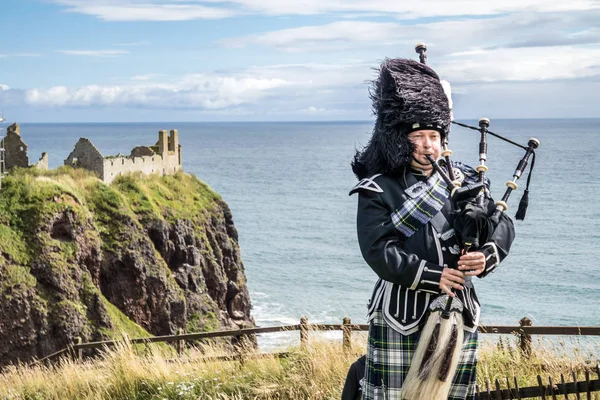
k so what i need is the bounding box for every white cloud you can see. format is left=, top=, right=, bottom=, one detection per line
left=439, top=46, right=600, bottom=83
left=219, top=10, right=600, bottom=85
left=0, top=84, right=9, bottom=91
left=303, top=106, right=326, bottom=113
left=18, top=51, right=600, bottom=114
left=24, top=75, right=289, bottom=109
left=57, top=49, right=129, bottom=57
left=11, top=1, right=600, bottom=119
left=16, top=63, right=370, bottom=116
left=221, top=0, right=600, bottom=17
left=51, top=0, right=600, bottom=20
left=225, top=10, right=600, bottom=53
left=55, top=0, right=234, bottom=21
left=0, top=53, right=41, bottom=58
left=297, top=106, right=349, bottom=115
left=221, top=21, right=402, bottom=51
left=131, top=73, right=164, bottom=81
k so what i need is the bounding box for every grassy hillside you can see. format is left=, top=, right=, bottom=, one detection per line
left=0, top=167, right=252, bottom=367
left=0, top=335, right=598, bottom=400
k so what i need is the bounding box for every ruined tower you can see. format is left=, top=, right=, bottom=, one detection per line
left=157, top=130, right=169, bottom=156
left=168, top=129, right=178, bottom=153
left=3, top=123, right=29, bottom=170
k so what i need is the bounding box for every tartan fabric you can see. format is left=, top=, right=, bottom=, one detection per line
left=390, top=172, right=449, bottom=238
left=362, top=310, right=478, bottom=400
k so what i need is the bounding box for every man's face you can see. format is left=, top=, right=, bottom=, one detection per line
left=407, top=129, right=442, bottom=173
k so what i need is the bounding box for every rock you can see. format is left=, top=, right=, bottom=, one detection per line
left=0, top=170, right=254, bottom=367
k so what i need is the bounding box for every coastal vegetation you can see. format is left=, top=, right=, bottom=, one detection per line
left=0, top=167, right=254, bottom=368
left=0, top=333, right=597, bottom=399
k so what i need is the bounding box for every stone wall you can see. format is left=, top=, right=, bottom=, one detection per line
left=103, top=153, right=181, bottom=183
left=64, top=129, right=182, bottom=184
left=34, top=153, right=49, bottom=170
left=64, top=138, right=104, bottom=178
left=3, top=123, right=29, bottom=170
left=130, top=146, right=155, bottom=158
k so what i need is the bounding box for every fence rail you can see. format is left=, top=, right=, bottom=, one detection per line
left=22, top=316, right=600, bottom=398
left=476, top=365, right=600, bottom=399
left=32, top=315, right=600, bottom=363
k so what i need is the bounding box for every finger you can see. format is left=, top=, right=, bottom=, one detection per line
left=441, top=285, right=456, bottom=297
left=461, top=252, right=483, bottom=259
left=447, top=275, right=465, bottom=285
left=444, top=276, right=465, bottom=286
left=459, top=253, right=485, bottom=262
left=446, top=269, right=466, bottom=277
left=459, top=253, right=485, bottom=261
left=458, top=259, right=485, bottom=267
left=458, top=264, right=481, bottom=271
left=468, top=266, right=485, bottom=275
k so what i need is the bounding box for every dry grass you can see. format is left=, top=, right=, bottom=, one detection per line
left=477, top=335, right=600, bottom=399
left=0, top=333, right=598, bottom=399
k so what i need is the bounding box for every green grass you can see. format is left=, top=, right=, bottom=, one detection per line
left=0, top=167, right=223, bottom=252
left=0, top=334, right=598, bottom=400
left=0, top=167, right=230, bottom=356
left=100, top=296, right=153, bottom=340
left=0, top=225, right=30, bottom=266
left=0, top=264, right=36, bottom=294
left=113, top=171, right=221, bottom=224
left=186, top=311, right=220, bottom=333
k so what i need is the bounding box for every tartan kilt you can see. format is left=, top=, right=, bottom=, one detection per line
left=362, top=310, right=478, bottom=400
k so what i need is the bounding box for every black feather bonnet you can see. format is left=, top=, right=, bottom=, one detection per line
left=351, top=58, right=452, bottom=179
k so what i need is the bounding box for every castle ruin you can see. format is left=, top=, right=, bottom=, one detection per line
left=1, top=123, right=49, bottom=171
left=65, top=129, right=182, bottom=183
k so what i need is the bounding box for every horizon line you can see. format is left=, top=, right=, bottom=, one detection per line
left=8, top=116, right=600, bottom=124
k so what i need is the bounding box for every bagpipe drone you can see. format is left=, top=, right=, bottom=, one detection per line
left=401, top=43, right=540, bottom=400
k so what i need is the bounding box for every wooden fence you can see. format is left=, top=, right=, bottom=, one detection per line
left=30, top=316, right=600, bottom=399
left=36, top=316, right=600, bottom=363
left=475, top=366, right=600, bottom=399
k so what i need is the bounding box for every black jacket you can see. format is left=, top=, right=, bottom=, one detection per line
left=350, top=165, right=515, bottom=334
left=341, top=355, right=366, bottom=400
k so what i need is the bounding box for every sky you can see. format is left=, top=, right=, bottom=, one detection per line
left=1, top=0, right=600, bottom=122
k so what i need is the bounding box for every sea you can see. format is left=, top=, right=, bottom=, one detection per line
left=6, top=119, right=600, bottom=350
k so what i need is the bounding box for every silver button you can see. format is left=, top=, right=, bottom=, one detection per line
left=402, top=319, right=407, bottom=323
left=442, top=247, right=447, bottom=251
left=424, top=267, right=429, bottom=272
left=443, top=264, right=448, bottom=267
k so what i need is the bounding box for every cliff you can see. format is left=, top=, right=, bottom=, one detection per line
left=0, top=167, right=254, bottom=367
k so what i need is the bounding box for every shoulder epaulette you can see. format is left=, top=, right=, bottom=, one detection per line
left=349, top=174, right=383, bottom=196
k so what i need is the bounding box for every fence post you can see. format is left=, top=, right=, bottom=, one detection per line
left=76, top=337, right=82, bottom=361
left=519, top=317, right=532, bottom=357
left=343, top=317, right=352, bottom=353
left=176, top=328, right=183, bottom=356
left=300, top=317, right=308, bottom=348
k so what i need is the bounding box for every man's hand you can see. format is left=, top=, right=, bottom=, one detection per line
left=439, top=268, right=465, bottom=297
left=457, top=251, right=486, bottom=277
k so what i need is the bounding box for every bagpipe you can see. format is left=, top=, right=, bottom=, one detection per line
left=417, top=42, right=540, bottom=248
left=402, top=44, right=540, bottom=400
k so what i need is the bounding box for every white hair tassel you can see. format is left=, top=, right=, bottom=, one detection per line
left=440, top=79, right=453, bottom=121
